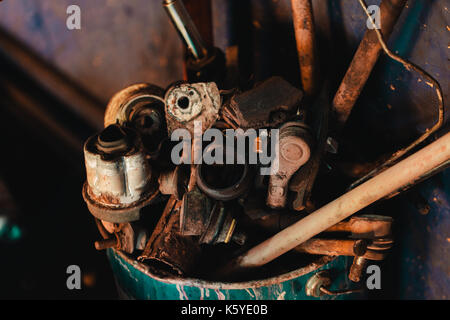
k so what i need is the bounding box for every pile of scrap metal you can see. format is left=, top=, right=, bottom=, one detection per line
left=81, top=0, right=449, bottom=293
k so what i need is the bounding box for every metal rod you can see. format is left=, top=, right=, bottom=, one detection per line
left=332, top=0, right=407, bottom=130
left=225, top=132, right=450, bottom=270
left=291, top=0, right=317, bottom=96
left=94, top=238, right=118, bottom=250
left=163, top=0, right=209, bottom=61
left=347, top=0, right=444, bottom=188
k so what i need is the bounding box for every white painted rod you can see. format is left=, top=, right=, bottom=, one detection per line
left=234, top=132, right=450, bottom=269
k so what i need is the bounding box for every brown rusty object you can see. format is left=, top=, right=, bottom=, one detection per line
left=332, top=0, right=407, bottom=129
left=164, top=82, right=221, bottom=135
left=348, top=256, right=367, bottom=282
left=82, top=125, right=158, bottom=223
left=94, top=222, right=147, bottom=254
left=138, top=197, right=201, bottom=276
left=294, top=239, right=386, bottom=261
left=267, top=122, right=312, bottom=208
left=159, top=165, right=190, bottom=200
left=327, top=214, right=393, bottom=239
left=180, top=187, right=212, bottom=236
left=199, top=202, right=246, bottom=245
left=291, top=0, right=317, bottom=96
left=220, top=132, right=450, bottom=272
left=289, top=82, right=330, bottom=211
left=95, top=237, right=119, bottom=251
left=222, top=77, right=303, bottom=129
left=348, top=237, right=393, bottom=282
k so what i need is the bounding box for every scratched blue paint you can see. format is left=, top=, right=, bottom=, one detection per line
left=396, top=169, right=450, bottom=299
left=107, top=249, right=363, bottom=300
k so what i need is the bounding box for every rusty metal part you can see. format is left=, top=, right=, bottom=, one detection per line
left=294, top=239, right=386, bottom=261
left=138, top=197, right=201, bottom=276
left=94, top=219, right=148, bottom=254
left=220, top=132, right=450, bottom=272
left=199, top=202, right=246, bottom=245
left=304, top=270, right=362, bottom=297
left=348, top=256, right=367, bottom=283
left=104, top=83, right=164, bottom=127
left=82, top=124, right=158, bottom=223
left=185, top=47, right=226, bottom=84
left=180, top=191, right=246, bottom=245
left=164, top=82, right=221, bottom=135
left=196, top=162, right=253, bottom=202
left=221, top=77, right=303, bottom=129
left=159, top=165, right=190, bottom=200
left=332, top=0, right=407, bottom=130
left=327, top=214, right=393, bottom=239
left=95, top=237, right=119, bottom=251
left=180, top=187, right=212, bottom=236
left=103, top=83, right=166, bottom=157
left=347, top=0, right=445, bottom=190
left=305, top=270, right=362, bottom=297
left=291, top=0, right=317, bottom=96
left=267, top=122, right=312, bottom=208
left=289, top=82, right=330, bottom=211
left=348, top=237, right=393, bottom=282
left=95, top=218, right=148, bottom=255
left=305, top=270, right=331, bottom=297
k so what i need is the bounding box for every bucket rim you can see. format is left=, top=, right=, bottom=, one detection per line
left=110, top=249, right=336, bottom=290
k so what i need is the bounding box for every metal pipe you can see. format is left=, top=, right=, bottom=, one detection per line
left=226, top=132, right=450, bottom=270
left=291, top=0, right=317, bottom=96
left=332, top=0, right=407, bottom=129
left=163, top=0, right=209, bottom=61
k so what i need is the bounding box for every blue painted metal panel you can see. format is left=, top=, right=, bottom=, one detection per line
left=107, top=249, right=362, bottom=300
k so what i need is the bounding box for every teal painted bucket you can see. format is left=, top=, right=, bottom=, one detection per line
left=107, top=249, right=362, bottom=300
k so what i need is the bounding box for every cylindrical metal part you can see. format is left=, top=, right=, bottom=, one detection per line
left=332, top=0, right=407, bottom=129
left=83, top=125, right=156, bottom=223
left=163, top=0, right=209, bottom=61
left=227, top=132, right=450, bottom=270
left=84, top=126, right=151, bottom=207
left=348, top=256, right=367, bottom=282
left=159, top=165, right=190, bottom=200
left=291, top=0, right=317, bottom=96
left=95, top=238, right=118, bottom=251
left=294, top=239, right=383, bottom=261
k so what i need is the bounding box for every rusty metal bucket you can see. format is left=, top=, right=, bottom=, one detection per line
left=107, top=249, right=361, bottom=300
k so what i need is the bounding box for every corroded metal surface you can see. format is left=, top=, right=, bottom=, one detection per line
left=332, top=0, right=408, bottom=129
left=138, top=197, right=202, bottom=276
left=222, top=77, right=302, bottom=129
left=291, top=0, right=317, bottom=96
left=164, top=82, right=221, bottom=135
left=119, top=247, right=336, bottom=291
left=267, top=121, right=312, bottom=208
left=227, top=132, right=450, bottom=271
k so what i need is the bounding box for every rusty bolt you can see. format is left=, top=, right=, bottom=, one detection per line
left=349, top=256, right=367, bottom=283
left=94, top=237, right=119, bottom=251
